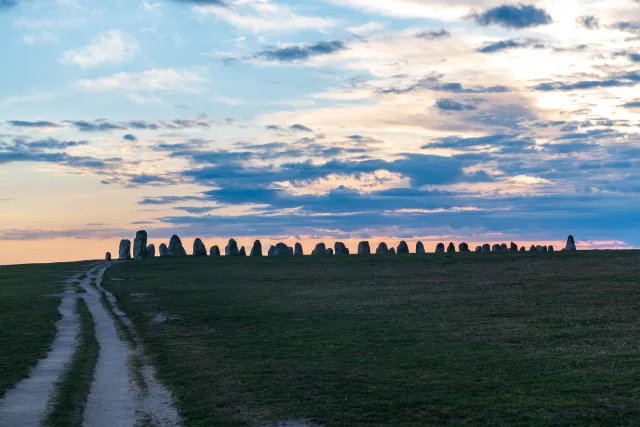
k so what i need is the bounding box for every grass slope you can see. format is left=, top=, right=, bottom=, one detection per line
left=44, top=297, right=99, bottom=427
left=103, top=251, right=640, bottom=427
left=0, top=261, right=92, bottom=398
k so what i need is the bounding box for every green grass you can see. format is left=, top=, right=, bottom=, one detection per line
left=44, top=297, right=99, bottom=427
left=101, top=251, right=640, bottom=426
left=0, top=261, right=93, bottom=399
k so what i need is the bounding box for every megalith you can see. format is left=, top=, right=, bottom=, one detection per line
left=147, top=244, right=156, bottom=258
left=274, top=243, right=291, bottom=256
left=210, top=246, right=221, bottom=257
left=388, top=248, right=396, bottom=255
left=119, top=239, right=131, bottom=260
left=268, top=245, right=276, bottom=256
left=294, top=243, right=304, bottom=256
left=459, top=242, right=470, bottom=252
left=376, top=242, right=389, bottom=255
left=565, top=235, right=577, bottom=251
left=510, top=242, right=518, bottom=252
left=105, top=252, right=112, bottom=261
left=193, top=238, right=207, bottom=256
left=500, top=243, right=508, bottom=252
left=542, top=245, right=548, bottom=252
left=397, top=241, right=410, bottom=254
left=549, top=245, right=555, bottom=252
left=520, top=246, right=526, bottom=252
left=447, top=242, right=456, bottom=253
left=225, top=239, right=240, bottom=256
left=416, top=242, right=425, bottom=254
left=475, top=246, right=482, bottom=252
left=326, top=248, right=334, bottom=255
left=169, top=235, right=187, bottom=256
left=530, top=245, right=537, bottom=252
left=335, top=242, right=350, bottom=255
left=482, top=244, right=491, bottom=252
left=312, top=243, right=327, bottom=256
left=159, top=243, right=170, bottom=257
left=536, top=245, right=543, bottom=252
left=250, top=240, right=263, bottom=257
left=358, top=241, right=371, bottom=255
left=239, top=246, right=247, bottom=256
left=492, top=244, right=501, bottom=252
left=133, top=230, right=148, bottom=260
left=435, top=243, right=445, bottom=253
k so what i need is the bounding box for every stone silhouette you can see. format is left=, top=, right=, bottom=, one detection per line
left=147, top=244, right=156, bottom=258
left=500, top=243, right=508, bottom=252
left=225, top=239, right=240, bottom=256
left=335, top=242, right=350, bottom=255
left=482, top=244, right=491, bottom=252
left=288, top=246, right=294, bottom=256
left=520, top=246, right=526, bottom=252
left=193, top=238, right=207, bottom=256
left=169, top=235, right=187, bottom=256
left=358, top=241, right=371, bottom=255
left=159, top=243, right=170, bottom=257
left=388, top=248, right=396, bottom=255
left=119, top=239, right=131, bottom=260
left=416, top=242, right=425, bottom=254
left=274, top=243, right=292, bottom=256
left=239, top=246, right=247, bottom=257
left=376, top=242, right=389, bottom=255
left=268, top=245, right=276, bottom=256
left=210, top=246, right=221, bottom=257
left=436, top=243, right=445, bottom=253
left=447, top=243, right=456, bottom=253
left=459, top=242, right=469, bottom=252
left=565, top=235, right=577, bottom=251
left=549, top=245, right=555, bottom=252
left=492, top=244, right=501, bottom=252
left=312, top=243, right=327, bottom=255
left=133, top=230, right=148, bottom=260
left=530, top=245, right=536, bottom=252
left=250, top=240, right=263, bottom=257
left=294, top=243, right=303, bottom=256
left=327, top=248, right=334, bottom=255
left=475, top=246, right=482, bottom=252
left=105, top=252, right=112, bottom=261
left=397, top=241, right=409, bottom=254
left=510, top=242, right=518, bottom=252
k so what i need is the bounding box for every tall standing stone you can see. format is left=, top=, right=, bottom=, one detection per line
left=268, top=245, right=276, bottom=256
left=447, top=243, right=456, bottom=253
left=193, top=238, right=207, bottom=256
left=312, top=243, right=327, bottom=256
left=436, top=243, right=445, bottom=253
left=475, top=246, right=482, bottom=252
left=118, top=239, right=131, bottom=260
left=105, top=252, right=112, bottom=261
left=358, top=241, right=371, bottom=255
left=169, top=235, right=187, bottom=256
left=520, top=246, right=526, bottom=252
left=159, top=243, right=170, bottom=257
left=147, top=244, right=156, bottom=258
left=250, top=240, right=263, bottom=257
left=492, top=244, right=501, bottom=252
left=225, top=239, right=240, bottom=256
left=459, top=242, right=470, bottom=252
left=210, top=246, right=221, bottom=257
left=500, top=243, right=508, bottom=252
left=397, top=241, right=409, bottom=254
left=416, top=242, right=425, bottom=254
left=274, top=243, right=291, bottom=256
left=294, top=243, right=303, bottom=256
left=510, top=242, right=518, bottom=252
left=335, top=242, right=350, bottom=255
left=376, top=242, right=389, bottom=255
left=565, top=235, right=577, bottom=251
left=530, top=245, right=537, bottom=252
left=133, top=230, right=148, bottom=260
left=482, top=244, right=491, bottom=252
left=239, top=246, right=247, bottom=257
left=549, top=245, right=555, bottom=252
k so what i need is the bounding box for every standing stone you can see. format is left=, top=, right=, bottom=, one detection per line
left=358, top=241, right=371, bottom=255
left=542, top=245, right=548, bottom=252
left=549, top=245, right=555, bottom=252
left=274, top=243, right=291, bottom=256
left=500, top=243, right=508, bottom=252
left=118, top=239, right=131, bottom=260
left=225, top=239, right=240, bottom=256
left=169, top=235, right=187, bottom=256
left=510, top=242, right=518, bottom=252
left=482, top=244, right=491, bottom=252
left=312, top=243, right=327, bottom=256
left=436, top=243, right=445, bottom=253
left=193, top=238, right=207, bottom=256
left=268, top=245, right=276, bottom=256
left=250, top=240, right=263, bottom=257
left=239, top=246, right=247, bottom=257
left=475, top=246, right=482, bottom=252
left=536, top=245, right=543, bottom=252
left=492, top=244, right=501, bottom=252
left=210, top=246, right=221, bottom=257
left=294, top=243, right=304, bottom=256
left=416, top=242, right=425, bottom=254
left=565, top=235, right=577, bottom=251
left=133, top=230, right=148, bottom=260
left=530, top=245, right=537, bottom=252
left=288, top=247, right=294, bottom=256
left=447, top=243, right=456, bottom=253
left=520, top=246, right=526, bottom=252
left=335, top=242, right=350, bottom=255
left=397, top=241, right=410, bottom=254
left=147, top=244, right=156, bottom=258
left=105, top=252, right=112, bottom=261
left=459, top=242, right=470, bottom=252
left=376, top=242, right=389, bottom=255
left=388, top=248, right=396, bottom=255
left=326, top=248, right=334, bottom=255
left=159, top=243, right=170, bottom=257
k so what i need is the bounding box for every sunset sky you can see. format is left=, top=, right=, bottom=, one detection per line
left=0, top=0, right=638, bottom=264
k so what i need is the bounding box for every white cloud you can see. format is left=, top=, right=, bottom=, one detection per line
left=272, top=170, right=410, bottom=195
left=60, top=29, right=139, bottom=68
left=126, top=94, right=166, bottom=105
left=193, top=0, right=337, bottom=33
left=0, top=93, right=54, bottom=108
left=347, top=21, right=386, bottom=36
left=76, top=68, right=207, bottom=92
left=23, top=32, right=59, bottom=45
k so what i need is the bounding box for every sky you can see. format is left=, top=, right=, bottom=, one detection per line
left=0, top=0, right=638, bottom=264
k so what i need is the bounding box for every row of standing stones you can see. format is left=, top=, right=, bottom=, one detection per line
left=106, top=232, right=578, bottom=261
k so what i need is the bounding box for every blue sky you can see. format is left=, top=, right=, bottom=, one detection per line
left=0, top=0, right=639, bottom=261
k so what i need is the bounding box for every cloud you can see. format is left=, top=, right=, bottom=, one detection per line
left=472, top=4, right=552, bottom=29
left=435, top=98, right=477, bottom=111
left=477, top=38, right=544, bottom=53
left=416, top=29, right=451, bottom=39
left=534, top=71, right=640, bottom=91
left=612, top=21, right=640, bottom=34
left=123, top=133, right=138, bottom=141
left=60, top=29, right=139, bottom=68
left=380, top=78, right=510, bottom=95
left=579, top=15, right=600, bottom=30
left=290, top=124, right=313, bottom=132
left=622, top=101, right=640, bottom=109
left=256, top=41, right=346, bottom=62
left=68, top=120, right=126, bottom=132
left=76, top=68, right=206, bottom=92
left=7, top=120, right=62, bottom=128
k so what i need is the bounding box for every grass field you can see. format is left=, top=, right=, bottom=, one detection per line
left=101, top=251, right=640, bottom=427
left=0, top=261, right=91, bottom=399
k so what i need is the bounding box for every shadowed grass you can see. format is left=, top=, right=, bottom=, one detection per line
left=103, top=251, right=640, bottom=426
left=44, top=297, right=99, bottom=427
